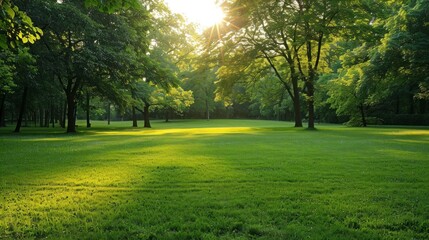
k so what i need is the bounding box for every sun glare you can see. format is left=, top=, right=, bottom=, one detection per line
left=164, top=0, right=225, bottom=31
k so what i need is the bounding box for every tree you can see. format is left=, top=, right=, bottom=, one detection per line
left=370, top=0, right=429, bottom=108
left=182, top=62, right=218, bottom=120
left=325, top=0, right=429, bottom=125
left=12, top=48, right=37, bottom=132
left=214, top=0, right=377, bottom=128
left=327, top=65, right=372, bottom=126
left=25, top=0, right=151, bottom=132
left=151, top=86, right=194, bottom=122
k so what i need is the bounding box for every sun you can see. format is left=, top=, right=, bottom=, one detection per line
left=164, top=0, right=225, bottom=31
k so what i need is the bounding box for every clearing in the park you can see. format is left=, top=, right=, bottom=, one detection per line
left=0, top=120, right=428, bottom=239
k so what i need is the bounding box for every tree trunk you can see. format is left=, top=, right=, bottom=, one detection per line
left=409, top=92, right=415, bottom=114
left=419, top=99, right=426, bottom=114
left=39, top=108, right=44, bottom=127
left=206, top=99, right=210, bottom=120
left=132, top=106, right=138, bottom=127
left=277, top=92, right=284, bottom=121
left=66, top=94, right=77, bottom=133
left=0, top=94, right=6, bottom=127
left=14, top=86, right=29, bottom=133
left=44, top=108, right=49, bottom=127
left=359, top=103, right=367, bottom=127
left=33, top=111, right=37, bottom=127
left=395, top=96, right=400, bottom=114
left=292, top=77, right=303, bottom=127
left=61, top=99, right=67, bottom=128
left=86, top=91, right=91, bottom=128
left=107, top=103, right=111, bottom=125
left=143, top=102, right=151, bottom=128
left=307, top=82, right=315, bottom=129
left=51, top=103, right=55, bottom=128
left=24, top=113, right=28, bottom=127
left=165, top=109, right=169, bottom=122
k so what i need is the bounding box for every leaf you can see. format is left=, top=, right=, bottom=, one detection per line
left=0, top=35, right=8, bottom=49
left=5, top=5, right=16, bottom=19
left=36, top=27, right=44, bottom=35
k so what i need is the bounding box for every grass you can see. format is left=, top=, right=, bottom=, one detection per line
left=0, top=119, right=428, bottom=239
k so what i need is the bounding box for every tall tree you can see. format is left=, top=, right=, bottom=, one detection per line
left=370, top=0, right=429, bottom=105
left=26, top=0, right=149, bottom=132
left=13, top=48, right=37, bottom=132
left=214, top=0, right=377, bottom=128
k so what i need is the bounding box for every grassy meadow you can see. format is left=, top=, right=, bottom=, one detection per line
left=0, top=119, right=428, bottom=239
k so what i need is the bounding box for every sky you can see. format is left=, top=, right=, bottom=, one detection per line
left=163, top=0, right=225, bottom=30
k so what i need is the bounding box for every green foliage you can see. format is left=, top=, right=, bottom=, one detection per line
left=0, top=0, right=43, bottom=49
left=0, top=49, right=15, bottom=93
left=84, top=0, right=139, bottom=13
left=181, top=60, right=223, bottom=119
left=151, top=86, right=194, bottom=116
left=0, top=120, right=428, bottom=239
left=327, top=46, right=372, bottom=117
left=370, top=0, right=429, bottom=99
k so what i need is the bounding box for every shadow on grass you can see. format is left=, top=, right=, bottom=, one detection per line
left=1, top=121, right=429, bottom=239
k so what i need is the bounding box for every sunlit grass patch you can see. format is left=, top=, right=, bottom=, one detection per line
left=1, top=120, right=428, bottom=239
left=92, top=126, right=258, bottom=137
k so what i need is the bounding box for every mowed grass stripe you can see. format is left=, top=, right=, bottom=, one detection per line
left=0, top=120, right=428, bottom=239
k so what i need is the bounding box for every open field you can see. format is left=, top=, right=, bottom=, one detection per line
left=0, top=120, right=428, bottom=239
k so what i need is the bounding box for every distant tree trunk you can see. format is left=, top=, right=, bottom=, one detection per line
left=14, top=86, right=29, bottom=133
left=51, top=103, right=55, bottom=128
left=61, top=99, right=67, bottom=128
left=24, top=113, right=29, bottom=127
left=409, top=92, right=415, bottom=114
left=165, top=109, right=169, bottom=122
left=44, top=109, right=49, bottom=127
left=395, top=96, right=400, bottom=114
left=66, top=94, right=77, bottom=133
left=205, top=99, right=210, bottom=120
left=33, top=111, right=37, bottom=127
left=419, top=99, right=426, bottom=114
left=132, top=106, right=138, bottom=127
left=0, top=94, right=6, bottom=127
left=39, top=108, right=44, bottom=127
left=277, top=92, right=284, bottom=121
left=107, top=103, right=111, bottom=125
left=143, top=102, right=151, bottom=128
left=307, top=82, right=315, bottom=129
left=359, top=103, right=367, bottom=127
left=86, top=91, right=91, bottom=128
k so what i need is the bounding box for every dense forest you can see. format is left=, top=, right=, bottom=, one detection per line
left=1, top=0, right=428, bottom=133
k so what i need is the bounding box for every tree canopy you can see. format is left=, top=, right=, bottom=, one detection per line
left=1, top=0, right=428, bottom=132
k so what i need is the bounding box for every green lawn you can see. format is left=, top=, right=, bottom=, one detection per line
left=0, top=120, right=428, bottom=239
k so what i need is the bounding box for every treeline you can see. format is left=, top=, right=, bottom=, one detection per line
left=0, top=0, right=202, bottom=132
left=210, top=0, right=429, bottom=127
left=1, top=0, right=428, bottom=133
